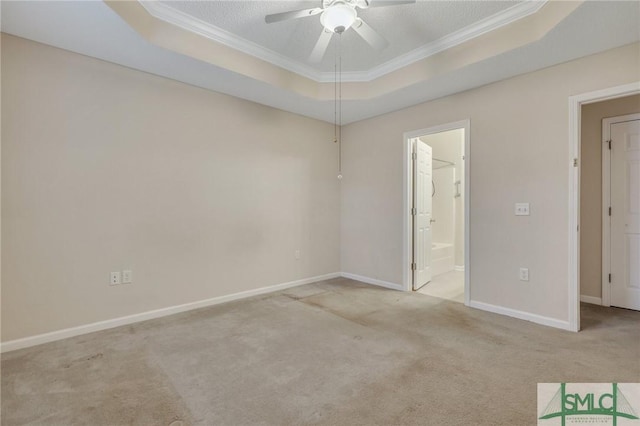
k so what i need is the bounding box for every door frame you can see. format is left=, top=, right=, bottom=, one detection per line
left=568, top=81, right=640, bottom=332
left=402, top=119, right=470, bottom=307
left=601, top=112, right=640, bottom=307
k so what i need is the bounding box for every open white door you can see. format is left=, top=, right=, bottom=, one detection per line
left=610, top=118, right=640, bottom=310
left=413, top=138, right=433, bottom=290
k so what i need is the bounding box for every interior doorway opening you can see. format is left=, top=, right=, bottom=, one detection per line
left=403, top=120, right=470, bottom=306
left=577, top=95, right=640, bottom=331
left=569, top=82, right=640, bottom=332
left=579, top=96, right=640, bottom=317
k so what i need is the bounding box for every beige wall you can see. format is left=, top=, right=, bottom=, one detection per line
left=580, top=95, right=640, bottom=299
left=1, top=35, right=340, bottom=341
left=341, top=43, right=639, bottom=323
left=2, top=33, right=639, bottom=342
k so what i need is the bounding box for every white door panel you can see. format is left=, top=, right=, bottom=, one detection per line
left=413, top=139, right=432, bottom=290
left=610, top=119, right=640, bottom=310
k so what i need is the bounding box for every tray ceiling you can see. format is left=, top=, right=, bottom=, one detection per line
left=149, top=0, right=525, bottom=79
left=1, top=1, right=639, bottom=124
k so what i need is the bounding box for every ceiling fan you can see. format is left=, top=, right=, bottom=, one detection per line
left=265, top=0, right=416, bottom=63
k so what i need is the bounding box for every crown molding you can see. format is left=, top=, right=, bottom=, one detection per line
left=139, top=0, right=325, bottom=81
left=342, top=0, right=547, bottom=83
left=139, top=0, right=547, bottom=84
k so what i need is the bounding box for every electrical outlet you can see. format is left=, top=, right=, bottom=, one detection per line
left=515, top=203, right=530, bottom=216
left=110, top=271, right=121, bottom=286
left=295, top=249, right=300, bottom=260
left=122, top=270, right=132, bottom=284
left=519, top=268, right=529, bottom=281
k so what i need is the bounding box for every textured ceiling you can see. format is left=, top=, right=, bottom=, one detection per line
left=158, top=0, right=520, bottom=72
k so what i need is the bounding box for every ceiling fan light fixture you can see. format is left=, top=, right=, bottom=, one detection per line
left=320, top=4, right=357, bottom=33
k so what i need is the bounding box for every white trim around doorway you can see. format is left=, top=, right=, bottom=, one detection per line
left=402, top=119, right=471, bottom=306
left=568, top=81, right=640, bottom=332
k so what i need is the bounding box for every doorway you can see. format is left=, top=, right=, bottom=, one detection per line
left=402, top=120, right=470, bottom=306
left=569, top=82, right=640, bottom=332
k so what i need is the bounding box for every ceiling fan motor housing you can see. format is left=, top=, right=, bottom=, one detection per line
left=320, top=2, right=358, bottom=33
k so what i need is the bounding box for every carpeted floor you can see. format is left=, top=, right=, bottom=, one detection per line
left=2, top=277, right=638, bottom=425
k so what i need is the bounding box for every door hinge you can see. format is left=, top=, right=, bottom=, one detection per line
left=573, top=158, right=578, bottom=167
left=606, top=140, right=611, bottom=150
left=412, top=152, right=417, bottom=160
left=609, top=206, right=612, bottom=216
left=411, top=263, right=417, bottom=271
left=411, top=207, right=417, bottom=215
left=608, top=273, right=612, bottom=283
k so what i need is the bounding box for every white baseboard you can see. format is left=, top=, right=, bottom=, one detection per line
left=468, top=300, right=572, bottom=331
left=1, top=272, right=341, bottom=353
left=454, top=265, right=465, bottom=272
left=580, top=295, right=602, bottom=305
left=340, top=272, right=404, bottom=291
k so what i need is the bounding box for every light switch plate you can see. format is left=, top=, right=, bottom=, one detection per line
left=122, top=270, right=132, bottom=284
left=515, top=203, right=530, bottom=216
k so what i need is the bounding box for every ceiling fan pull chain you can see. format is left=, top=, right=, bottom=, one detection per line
left=334, top=34, right=338, bottom=146
left=338, top=33, right=343, bottom=180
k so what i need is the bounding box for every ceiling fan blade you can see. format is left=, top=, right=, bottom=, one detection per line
left=265, top=8, right=323, bottom=24
left=352, top=19, right=388, bottom=50
left=359, top=0, right=415, bottom=8
left=309, top=29, right=333, bottom=63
